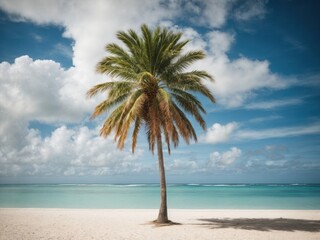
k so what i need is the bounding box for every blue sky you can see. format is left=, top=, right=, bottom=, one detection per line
left=0, top=0, right=319, bottom=184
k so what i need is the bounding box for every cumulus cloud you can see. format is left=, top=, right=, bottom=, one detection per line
left=0, top=56, right=87, bottom=123
left=0, top=125, right=145, bottom=177
left=173, top=28, right=290, bottom=108
left=0, top=56, right=145, bottom=177
left=208, top=147, right=242, bottom=168
left=203, top=122, right=238, bottom=144
left=0, top=55, right=97, bottom=151
left=207, top=30, right=235, bottom=55
left=164, top=4, right=283, bottom=108
left=204, top=31, right=289, bottom=107
left=181, top=28, right=286, bottom=106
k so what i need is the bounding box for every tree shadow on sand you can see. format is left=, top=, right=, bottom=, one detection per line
left=196, top=218, right=320, bottom=232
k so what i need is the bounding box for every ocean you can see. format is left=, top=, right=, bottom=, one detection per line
left=0, top=183, right=319, bottom=209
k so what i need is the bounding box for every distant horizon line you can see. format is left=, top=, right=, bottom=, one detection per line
left=1, top=182, right=319, bottom=185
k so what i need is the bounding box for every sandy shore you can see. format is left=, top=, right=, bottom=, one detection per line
left=0, top=208, right=319, bottom=240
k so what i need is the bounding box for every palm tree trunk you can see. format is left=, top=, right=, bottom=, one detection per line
left=156, top=132, right=169, bottom=223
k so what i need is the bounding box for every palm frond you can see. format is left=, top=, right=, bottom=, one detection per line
left=162, top=51, right=205, bottom=77
left=132, top=116, right=142, bottom=153
left=90, top=93, right=129, bottom=119
left=88, top=24, right=215, bottom=154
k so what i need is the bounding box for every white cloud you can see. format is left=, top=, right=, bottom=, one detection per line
left=0, top=0, right=180, bottom=82
left=208, top=147, right=242, bottom=168
left=203, top=122, right=320, bottom=144
left=236, top=123, right=320, bottom=140
left=204, top=55, right=289, bottom=107
left=0, top=56, right=87, bottom=123
left=183, top=0, right=232, bottom=28
left=0, top=125, right=145, bottom=177
left=233, top=0, right=267, bottom=21
left=246, top=98, right=303, bottom=110
left=200, top=0, right=233, bottom=28
left=178, top=29, right=291, bottom=108
left=207, top=30, right=235, bottom=55
left=0, top=55, right=145, bottom=177
left=185, top=0, right=267, bottom=28
left=167, top=159, right=201, bottom=173
left=203, top=122, right=238, bottom=144
left=0, top=56, right=98, bottom=152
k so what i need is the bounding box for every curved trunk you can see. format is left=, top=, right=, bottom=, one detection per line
left=156, top=132, right=169, bottom=223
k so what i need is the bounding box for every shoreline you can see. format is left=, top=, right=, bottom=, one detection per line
left=1, top=209, right=319, bottom=240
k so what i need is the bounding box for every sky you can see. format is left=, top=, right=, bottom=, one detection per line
left=0, top=0, right=319, bottom=184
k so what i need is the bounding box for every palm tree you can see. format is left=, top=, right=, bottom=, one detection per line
left=87, top=25, right=215, bottom=223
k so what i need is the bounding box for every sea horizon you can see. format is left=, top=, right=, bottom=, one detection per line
left=1, top=183, right=319, bottom=210
left=0, top=182, right=320, bottom=187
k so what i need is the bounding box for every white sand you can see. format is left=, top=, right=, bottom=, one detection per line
left=0, top=208, right=319, bottom=240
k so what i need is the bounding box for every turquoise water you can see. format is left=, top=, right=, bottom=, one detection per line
left=0, top=184, right=319, bottom=209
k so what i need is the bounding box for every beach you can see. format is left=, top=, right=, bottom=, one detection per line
left=1, top=209, right=319, bottom=240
